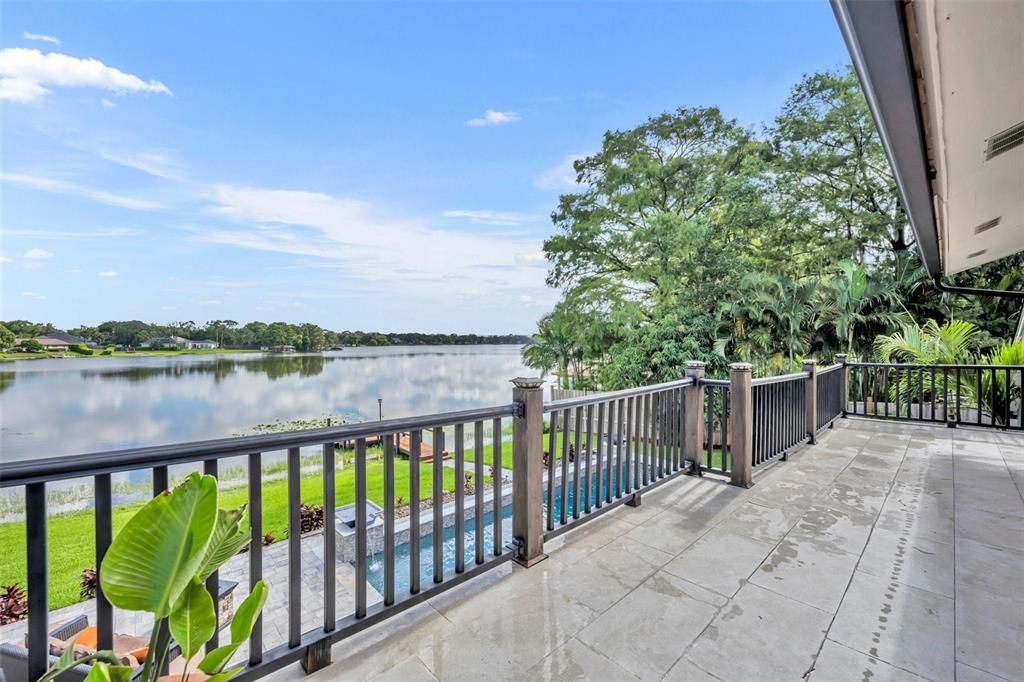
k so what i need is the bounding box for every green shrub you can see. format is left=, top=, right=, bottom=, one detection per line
left=69, top=344, right=94, bottom=356
left=101, top=347, right=114, bottom=356
left=19, top=339, right=43, bottom=353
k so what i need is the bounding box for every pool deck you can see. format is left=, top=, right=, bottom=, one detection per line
left=269, top=418, right=1024, bottom=682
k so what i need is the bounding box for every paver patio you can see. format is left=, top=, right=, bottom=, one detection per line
left=266, top=418, right=1023, bottom=682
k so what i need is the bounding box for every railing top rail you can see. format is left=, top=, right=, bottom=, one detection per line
left=817, top=363, right=843, bottom=375
left=0, top=403, right=518, bottom=488
left=847, top=362, right=1024, bottom=370
left=701, top=378, right=730, bottom=386
left=751, top=370, right=810, bottom=386
left=545, top=377, right=694, bottom=411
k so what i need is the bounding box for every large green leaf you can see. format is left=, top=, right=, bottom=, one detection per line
left=169, top=577, right=217, bottom=661
left=198, top=581, right=268, bottom=675
left=83, top=662, right=133, bottom=682
left=100, top=472, right=218, bottom=617
left=197, top=506, right=250, bottom=580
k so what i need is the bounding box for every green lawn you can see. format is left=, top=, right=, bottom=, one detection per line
left=0, top=459, right=456, bottom=610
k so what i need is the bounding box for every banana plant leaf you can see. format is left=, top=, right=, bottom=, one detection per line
left=169, top=577, right=217, bottom=661
left=100, top=472, right=218, bottom=617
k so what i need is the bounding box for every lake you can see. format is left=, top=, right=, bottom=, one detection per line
left=0, top=345, right=535, bottom=463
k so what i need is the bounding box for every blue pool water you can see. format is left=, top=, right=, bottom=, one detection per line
left=365, top=463, right=652, bottom=593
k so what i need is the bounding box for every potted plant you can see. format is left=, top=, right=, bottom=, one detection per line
left=41, top=472, right=268, bottom=682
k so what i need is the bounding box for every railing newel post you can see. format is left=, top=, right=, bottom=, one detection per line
left=511, top=377, right=547, bottom=567
left=729, top=363, right=754, bottom=488
left=836, top=353, right=849, bottom=417
left=803, top=359, right=817, bottom=445
left=683, top=361, right=705, bottom=474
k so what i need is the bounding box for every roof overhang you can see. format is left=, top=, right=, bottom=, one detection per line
left=830, top=0, right=1024, bottom=278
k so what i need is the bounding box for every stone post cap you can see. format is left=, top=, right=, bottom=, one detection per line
left=684, top=360, right=706, bottom=369
left=729, top=362, right=753, bottom=372
left=802, top=358, right=817, bottom=366
left=511, top=377, right=545, bottom=389
left=835, top=353, right=849, bottom=360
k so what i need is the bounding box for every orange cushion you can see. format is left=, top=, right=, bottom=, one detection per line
left=127, top=646, right=149, bottom=662
left=72, top=626, right=98, bottom=649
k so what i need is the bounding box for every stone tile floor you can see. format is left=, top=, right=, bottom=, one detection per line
left=269, top=418, right=1023, bottom=682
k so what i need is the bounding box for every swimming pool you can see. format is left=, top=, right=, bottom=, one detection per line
left=364, top=463, right=644, bottom=594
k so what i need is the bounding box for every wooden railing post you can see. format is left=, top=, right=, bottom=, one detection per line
left=729, top=363, right=754, bottom=488
left=835, top=353, right=849, bottom=417
left=511, top=377, right=546, bottom=567
left=803, top=359, right=817, bottom=444
left=683, top=361, right=706, bottom=474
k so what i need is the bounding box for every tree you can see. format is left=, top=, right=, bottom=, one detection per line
left=817, top=262, right=906, bottom=356
left=875, top=319, right=979, bottom=364
left=544, top=106, right=766, bottom=310
left=770, top=67, right=907, bottom=270
left=21, top=339, right=43, bottom=353
left=0, top=323, right=15, bottom=351
left=521, top=304, right=580, bottom=389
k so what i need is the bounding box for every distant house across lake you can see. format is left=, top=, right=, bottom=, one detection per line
left=27, top=332, right=101, bottom=351
left=268, top=344, right=296, bottom=353
left=141, top=336, right=220, bottom=350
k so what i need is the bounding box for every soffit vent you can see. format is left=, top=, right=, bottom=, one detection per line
left=974, top=217, right=1002, bottom=234
left=985, top=121, right=1024, bottom=160
left=967, top=249, right=988, bottom=259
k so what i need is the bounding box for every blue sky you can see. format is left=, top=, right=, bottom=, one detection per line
left=0, top=1, right=850, bottom=334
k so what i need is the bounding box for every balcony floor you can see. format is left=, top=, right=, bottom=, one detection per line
left=274, top=418, right=1024, bottom=682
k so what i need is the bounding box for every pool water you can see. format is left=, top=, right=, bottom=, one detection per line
left=364, top=462, right=654, bottom=594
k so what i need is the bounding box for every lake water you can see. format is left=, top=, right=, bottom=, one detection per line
left=0, top=345, right=534, bottom=463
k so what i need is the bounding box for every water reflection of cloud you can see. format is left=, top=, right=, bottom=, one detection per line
left=0, top=346, right=532, bottom=461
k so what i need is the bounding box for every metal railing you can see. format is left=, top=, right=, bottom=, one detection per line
left=542, top=378, right=693, bottom=538
left=751, top=371, right=809, bottom=466
left=1, top=404, right=521, bottom=682
left=18, top=355, right=993, bottom=681
left=816, top=363, right=844, bottom=430
left=701, top=379, right=731, bottom=475
left=845, top=362, right=1024, bottom=429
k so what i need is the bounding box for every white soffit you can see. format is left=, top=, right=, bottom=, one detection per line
left=911, top=0, right=1024, bottom=274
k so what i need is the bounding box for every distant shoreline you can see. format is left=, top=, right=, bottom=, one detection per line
left=0, top=343, right=527, bottom=362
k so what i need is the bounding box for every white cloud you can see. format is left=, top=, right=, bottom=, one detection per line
left=466, top=110, right=520, bottom=127
left=22, top=247, right=54, bottom=260
left=0, top=254, right=11, bottom=263
left=0, top=48, right=172, bottom=103
left=91, top=147, right=185, bottom=180
left=535, top=153, right=588, bottom=190
left=100, top=98, right=116, bottom=108
left=442, top=209, right=539, bottom=226
left=23, top=33, right=60, bottom=46
left=0, top=172, right=164, bottom=211
left=22, top=291, right=47, bottom=300
left=196, top=184, right=546, bottom=300
left=514, top=251, right=547, bottom=266
left=0, top=77, right=48, bottom=102
left=98, top=270, right=118, bottom=277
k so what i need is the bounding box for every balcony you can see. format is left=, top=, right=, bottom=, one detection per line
left=1, top=362, right=1022, bottom=682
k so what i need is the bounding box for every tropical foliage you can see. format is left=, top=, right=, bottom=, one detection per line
left=42, top=473, right=268, bottom=682
left=523, top=67, right=1024, bottom=387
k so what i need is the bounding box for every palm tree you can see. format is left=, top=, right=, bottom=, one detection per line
left=818, top=261, right=906, bottom=355
left=875, top=319, right=979, bottom=364
left=522, top=307, right=578, bottom=389
left=874, top=319, right=980, bottom=415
